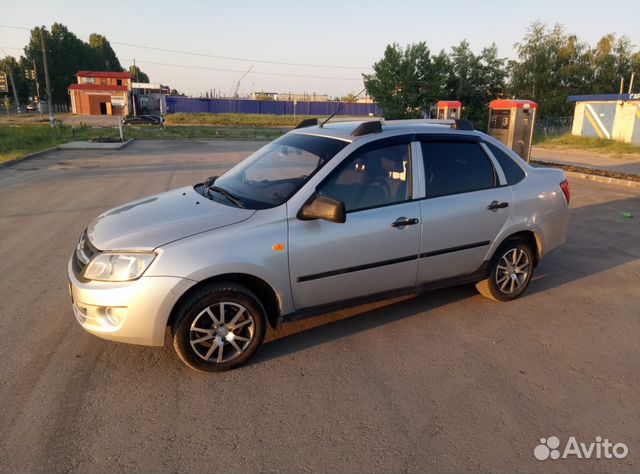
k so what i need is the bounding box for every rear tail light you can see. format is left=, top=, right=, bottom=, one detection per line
left=560, top=180, right=570, bottom=205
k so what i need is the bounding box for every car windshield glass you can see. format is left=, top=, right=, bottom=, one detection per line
left=212, top=134, right=348, bottom=209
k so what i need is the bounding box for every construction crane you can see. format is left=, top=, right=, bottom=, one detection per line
left=232, top=66, right=253, bottom=98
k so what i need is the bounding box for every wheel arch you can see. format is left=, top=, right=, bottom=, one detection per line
left=167, top=273, right=282, bottom=330
left=492, top=230, right=541, bottom=266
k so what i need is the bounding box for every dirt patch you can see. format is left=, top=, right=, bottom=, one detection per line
left=532, top=160, right=640, bottom=182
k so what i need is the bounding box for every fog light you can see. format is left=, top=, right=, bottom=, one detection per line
left=103, top=307, right=126, bottom=327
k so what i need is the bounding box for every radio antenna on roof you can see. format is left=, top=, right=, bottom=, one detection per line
left=320, top=87, right=368, bottom=128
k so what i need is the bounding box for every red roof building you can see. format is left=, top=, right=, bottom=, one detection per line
left=489, top=99, right=538, bottom=109
left=69, top=71, right=133, bottom=116
left=436, top=100, right=462, bottom=120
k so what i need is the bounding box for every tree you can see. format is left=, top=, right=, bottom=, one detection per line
left=128, top=65, right=149, bottom=83
left=442, top=41, right=507, bottom=130
left=88, top=34, right=122, bottom=71
left=588, top=34, right=639, bottom=94
left=510, top=22, right=594, bottom=116
left=509, top=22, right=640, bottom=116
left=22, top=24, right=131, bottom=105
left=363, top=42, right=447, bottom=119
left=340, top=91, right=357, bottom=102
left=0, top=55, right=30, bottom=104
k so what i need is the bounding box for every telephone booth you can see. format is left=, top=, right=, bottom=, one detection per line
left=437, top=100, right=462, bottom=120
left=488, top=99, right=537, bottom=161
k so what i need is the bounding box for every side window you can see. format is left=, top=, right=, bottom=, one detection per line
left=486, top=142, right=526, bottom=185
left=319, top=143, right=411, bottom=212
left=421, top=141, right=495, bottom=198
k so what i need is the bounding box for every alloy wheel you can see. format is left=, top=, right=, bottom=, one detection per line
left=189, top=302, right=255, bottom=363
left=495, top=248, right=530, bottom=294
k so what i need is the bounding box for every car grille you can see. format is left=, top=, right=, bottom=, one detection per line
left=73, top=231, right=98, bottom=277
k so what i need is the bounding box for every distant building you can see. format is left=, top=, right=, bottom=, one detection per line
left=68, top=71, right=133, bottom=116
left=568, top=93, right=640, bottom=145
left=131, top=82, right=171, bottom=113
left=250, top=91, right=329, bottom=102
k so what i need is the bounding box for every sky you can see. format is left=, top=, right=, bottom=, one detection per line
left=2, top=0, right=640, bottom=97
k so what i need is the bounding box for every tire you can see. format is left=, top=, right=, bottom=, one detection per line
left=172, top=282, right=267, bottom=372
left=475, top=239, right=535, bottom=302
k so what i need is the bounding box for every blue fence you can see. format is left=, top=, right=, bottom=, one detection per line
left=165, top=96, right=381, bottom=116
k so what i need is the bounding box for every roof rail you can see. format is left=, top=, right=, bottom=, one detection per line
left=352, top=121, right=383, bottom=136
left=294, top=118, right=319, bottom=129
left=383, top=118, right=474, bottom=130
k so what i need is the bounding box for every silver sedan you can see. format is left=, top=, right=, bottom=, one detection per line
left=68, top=119, right=570, bottom=372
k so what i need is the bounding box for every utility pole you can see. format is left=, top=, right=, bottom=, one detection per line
left=7, top=67, right=21, bottom=114
left=33, top=59, right=43, bottom=120
left=133, top=58, right=139, bottom=82
left=39, top=26, right=55, bottom=128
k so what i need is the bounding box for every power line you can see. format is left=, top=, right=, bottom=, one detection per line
left=113, top=41, right=371, bottom=70
left=0, top=24, right=30, bottom=30
left=0, top=24, right=372, bottom=71
left=123, top=58, right=363, bottom=81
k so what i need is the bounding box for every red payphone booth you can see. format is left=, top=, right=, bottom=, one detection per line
left=437, top=100, right=462, bottom=120
left=488, top=99, right=537, bottom=161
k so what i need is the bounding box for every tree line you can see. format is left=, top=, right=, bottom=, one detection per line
left=0, top=23, right=149, bottom=107
left=364, top=21, right=640, bottom=129
left=2, top=21, right=638, bottom=124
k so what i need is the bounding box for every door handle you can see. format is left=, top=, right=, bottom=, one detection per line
left=391, top=217, right=419, bottom=228
left=487, top=200, right=509, bottom=211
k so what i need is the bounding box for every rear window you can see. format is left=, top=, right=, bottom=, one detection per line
left=486, top=143, right=526, bottom=185
left=421, top=141, right=496, bottom=198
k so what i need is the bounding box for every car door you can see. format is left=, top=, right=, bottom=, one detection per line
left=417, top=137, right=513, bottom=283
left=288, top=139, right=422, bottom=310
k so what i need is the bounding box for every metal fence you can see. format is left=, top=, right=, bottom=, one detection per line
left=165, top=96, right=381, bottom=116
left=534, top=116, right=573, bottom=140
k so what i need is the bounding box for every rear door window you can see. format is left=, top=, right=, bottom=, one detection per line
left=420, top=141, right=496, bottom=198
left=486, top=142, right=526, bottom=185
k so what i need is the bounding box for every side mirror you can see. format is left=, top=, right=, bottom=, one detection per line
left=298, top=195, right=346, bottom=223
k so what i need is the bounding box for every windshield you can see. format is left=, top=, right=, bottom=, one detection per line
left=211, top=134, right=349, bottom=209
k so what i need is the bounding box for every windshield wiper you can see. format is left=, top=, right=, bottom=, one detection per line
left=208, top=185, right=245, bottom=208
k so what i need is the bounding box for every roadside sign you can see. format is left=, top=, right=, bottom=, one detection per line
left=0, top=72, right=8, bottom=93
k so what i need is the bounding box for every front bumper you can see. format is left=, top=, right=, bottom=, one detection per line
left=68, top=257, right=195, bottom=346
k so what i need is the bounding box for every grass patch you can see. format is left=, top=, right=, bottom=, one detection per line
left=0, top=124, right=285, bottom=163
left=0, top=124, right=108, bottom=163
left=124, top=125, right=286, bottom=141
left=537, top=134, right=640, bottom=156
left=165, top=113, right=325, bottom=127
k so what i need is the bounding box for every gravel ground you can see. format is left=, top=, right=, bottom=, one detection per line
left=0, top=140, right=638, bottom=473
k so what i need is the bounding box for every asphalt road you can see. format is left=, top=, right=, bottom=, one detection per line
left=0, top=140, right=638, bottom=473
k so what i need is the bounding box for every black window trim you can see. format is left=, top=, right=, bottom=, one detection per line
left=482, top=140, right=528, bottom=185
left=312, top=135, right=416, bottom=215
left=419, top=137, right=500, bottom=200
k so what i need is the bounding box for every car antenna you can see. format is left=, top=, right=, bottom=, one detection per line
left=320, top=87, right=368, bottom=128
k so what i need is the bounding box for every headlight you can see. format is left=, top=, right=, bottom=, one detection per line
left=83, top=253, right=156, bottom=282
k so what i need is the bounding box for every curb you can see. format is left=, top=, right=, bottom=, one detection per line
left=532, top=160, right=640, bottom=189
left=0, top=138, right=134, bottom=168
left=563, top=170, right=640, bottom=189
left=58, top=138, right=134, bottom=150
left=0, top=145, right=61, bottom=168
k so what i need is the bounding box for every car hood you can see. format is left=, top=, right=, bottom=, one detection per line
left=87, top=186, right=256, bottom=251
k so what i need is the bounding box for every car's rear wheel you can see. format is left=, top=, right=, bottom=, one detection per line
left=172, top=282, right=267, bottom=372
left=475, top=239, right=534, bottom=302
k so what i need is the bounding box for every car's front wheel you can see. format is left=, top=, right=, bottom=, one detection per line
left=172, top=282, right=267, bottom=372
left=475, top=239, right=534, bottom=302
